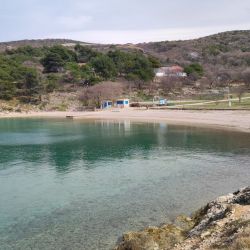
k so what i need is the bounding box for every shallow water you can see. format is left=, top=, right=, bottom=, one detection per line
left=0, top=118, right=250, bottom=250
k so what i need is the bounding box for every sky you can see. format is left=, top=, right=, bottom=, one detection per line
left=1, top=0, right=250, bottom=44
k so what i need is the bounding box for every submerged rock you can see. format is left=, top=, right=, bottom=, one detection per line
left=115, top=187, right=250, bottom=250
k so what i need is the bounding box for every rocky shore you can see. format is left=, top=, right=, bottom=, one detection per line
left=115, top=187, right=250, bottom=250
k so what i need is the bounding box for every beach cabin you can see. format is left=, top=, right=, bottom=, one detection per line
left=115, top=99, right=130, bottom=108
left=101, top=100, right=113, bottom=109
left=159, top=99, right=167, bottom=106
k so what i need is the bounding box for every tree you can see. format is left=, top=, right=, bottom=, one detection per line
left=0, top=80, right=16, bottom=100
left=75, top=44, right=99, bottom=63
left=107, top=50, right=128, bottom=76
left=241, top=69, right=250, bottom=88
left=80, top=64, right=101, bottom=85
left=65, top=62, right=82, bottom=83
left=124, top=53, right=155, bottom=89
left=215, top=71, right=233, bottom=87
left=90, top=55, right=117, bottom=80
left=107, top=50, right=155, bottom=87
left=41, top=45, right=77, bottom=73
left=41, top=52, right=65, bottom=73
left=184, top=63, right=204, bottom=77
left=79, top=82, right=124, bottom=107
left=44, top=74, right=60, bottom=93
left=7, top=46, right=45, bottom=57
left=24, top=69, right=39, bottom=90
left=147, top=55, right=161, bottom=68
left=233, top=85, right=246, bottom=103
left=49, top=45, right=77, bottom=62
left=159, top=76, right=183, bottom=95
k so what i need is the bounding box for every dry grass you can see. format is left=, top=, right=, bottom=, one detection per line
left=228, top=226, right=250, bottom=250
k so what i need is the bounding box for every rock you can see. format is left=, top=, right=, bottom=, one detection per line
left=115, top=187, right=250, bottom=250
left=232, top=186, right=250, bottom=205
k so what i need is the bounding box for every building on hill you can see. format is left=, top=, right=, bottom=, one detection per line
left=154, top=66, right=187, bottom=80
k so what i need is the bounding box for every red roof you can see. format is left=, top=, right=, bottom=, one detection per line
left=170, top=66, right=184, bottom=73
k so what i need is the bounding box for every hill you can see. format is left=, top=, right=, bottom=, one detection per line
left=0, top=39, right=89, bottom=52
left=0, top=30, right=250, bottom=112
left=1, top=31, right=250, bottom=72
left=137, top=30, right=250, bottom=74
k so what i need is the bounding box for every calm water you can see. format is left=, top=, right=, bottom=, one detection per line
left=0, top=118, right=250, bottom=250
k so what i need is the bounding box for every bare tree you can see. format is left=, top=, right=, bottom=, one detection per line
left=241, top=69, right=250, bottom=88
left=233, top=85, right=247, bottom=103
left=215, top=71, right=233, bottom=87
left=79, top=82, right=124, bottom=107
left=159, top=76, right=184, bottom=95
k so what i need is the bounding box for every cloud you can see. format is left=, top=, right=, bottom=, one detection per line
left=56, top=16, right=93, bottom=31
left=0, top=0, right=250, bottom=42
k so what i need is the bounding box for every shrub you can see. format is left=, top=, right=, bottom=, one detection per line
left=184, top=63, right=204, bottom=77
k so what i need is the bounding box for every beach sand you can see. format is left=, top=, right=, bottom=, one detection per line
left=1, top=108, right=250, bottom=133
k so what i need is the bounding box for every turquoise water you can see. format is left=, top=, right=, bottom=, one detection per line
left=0, top=118, right=250, bottom=250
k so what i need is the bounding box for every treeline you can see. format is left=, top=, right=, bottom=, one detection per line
left=0, top=53, right=42, bottom=101
left=0, top=44, right=159, bottom=101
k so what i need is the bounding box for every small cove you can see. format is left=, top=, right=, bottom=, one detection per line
left=0, top=118, right=250, bottom=250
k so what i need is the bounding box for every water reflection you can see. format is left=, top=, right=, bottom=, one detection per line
left=0, top=119, right=250, bottom=173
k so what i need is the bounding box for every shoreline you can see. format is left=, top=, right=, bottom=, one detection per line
left=1, top=109, right=250, bottom=133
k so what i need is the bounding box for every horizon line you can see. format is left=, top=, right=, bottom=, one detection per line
left=1, top=28, right=250, bottom=45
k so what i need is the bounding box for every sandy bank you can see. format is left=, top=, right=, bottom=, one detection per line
left=1, top=108, right=250, bottom=133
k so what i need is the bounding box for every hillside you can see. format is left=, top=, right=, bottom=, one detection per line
left=0, top=30, right=250, bottom=112
left=0, top=39, right=86, bottom=52
left=1, top=31, right=250, bottom=70
left=137, top=30, right=250, bottom=74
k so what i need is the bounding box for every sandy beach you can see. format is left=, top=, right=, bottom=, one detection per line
left=1, top=108, right=250, bottom=133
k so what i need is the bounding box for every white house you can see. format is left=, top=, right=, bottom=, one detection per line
left=154, top=66, right=187, bottom=80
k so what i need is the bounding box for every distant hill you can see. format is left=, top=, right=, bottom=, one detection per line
left=3, top=30, right=249, bottom=70
left=0, top=39, right=91, bottom=52
left=136, top=30, right=250, bottom=72
left=1, top=30, right=249, bottom=76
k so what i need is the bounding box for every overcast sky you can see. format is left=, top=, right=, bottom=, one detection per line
left=1, top=0, right=250, bottom=43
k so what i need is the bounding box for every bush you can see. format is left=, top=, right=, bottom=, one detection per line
left=41, top=45, right=77, bottom=73
left=75, top=44, right=99, bottom=63
left=90, top=55, right=117, bottom=80
left=184, top=63, right=204, bottom=77
left=41, top=52, right=65, bottom=73
left=0, top=81, right=16, bottom=100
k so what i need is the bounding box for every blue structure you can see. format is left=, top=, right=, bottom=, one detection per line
left=159, top=99, right=167, bottom=106
left=115, top=99, right=130, bottom=108
left=101, top=100, right=113, bottom=109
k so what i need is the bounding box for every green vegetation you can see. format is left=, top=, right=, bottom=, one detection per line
left=184, top=63, right=204, bottom=77
left=0, top=54, right=41, bottom=100
left=75, top=44, right=99, bottom=63
left=203, top=44, right=229, bottom=56
left=0, top=44, right=155, bottom=102
left=1, top=31, right=249, bottom=107
left=107, top=50, right=155, bottom=83
left=90, top=54, right=117, bottom=79
left=41, top=45, right=77, bottom=72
